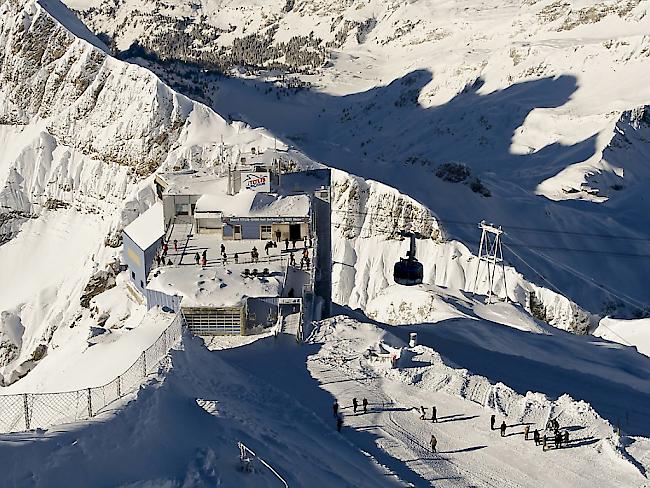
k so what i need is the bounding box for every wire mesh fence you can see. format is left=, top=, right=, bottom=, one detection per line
left=0, top=313, right=184, bottom=434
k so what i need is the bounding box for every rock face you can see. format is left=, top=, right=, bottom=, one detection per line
left=80, top=269, right=116, bottom=308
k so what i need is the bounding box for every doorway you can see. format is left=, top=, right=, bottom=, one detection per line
left=289, top=224, right=301, bottom=241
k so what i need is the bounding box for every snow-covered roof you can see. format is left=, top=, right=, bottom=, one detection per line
left=123, top=202, right=165, bottom=250
left=146, top=251, right=285, bottom=308
left=249, top=193, right=310, bottom=218
left=159, top=171, right=227, bottom=196
left=194, top=192, right=309, bottom=220
left=194, top=194, right=224, bottom=213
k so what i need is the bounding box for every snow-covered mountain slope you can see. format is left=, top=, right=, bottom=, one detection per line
left=329, top=170, right=593, bottom=333
left=224, top=316, right=650, bottom=486
left=0, top=0, right=281, bottom=384
left=0, top=334, right=406, bottom=487
left=65, top=0, right=650, bottom=317
left=0, top=0, right=604, bottom=390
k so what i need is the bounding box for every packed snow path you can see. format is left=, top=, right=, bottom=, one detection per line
left=220, top=319, right=648, bottom=488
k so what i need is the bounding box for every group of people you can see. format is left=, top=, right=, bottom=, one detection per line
left=332, top=398, right=370, bottom=432
left=264, top=240, right=278, bottom=255
left=417, top=406, right=439, bottom=452
left=155, top=241, right=173, bottom=267
left=491, top=414, right=571, bottom=450
left=193, top=249, right=208, bottom=266
left=419, top=405, right=438, bottom=422
left=282, top=234, right=313, bottom=251
left=288, top=248, right=311, bottom=269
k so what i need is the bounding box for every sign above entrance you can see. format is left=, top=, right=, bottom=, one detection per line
left=243, top=172, right=271, bottom=192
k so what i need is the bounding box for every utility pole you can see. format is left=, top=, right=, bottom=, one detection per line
left=220, top=135, right=224, bottom=174
left=472, top=221, right=508, bottom=303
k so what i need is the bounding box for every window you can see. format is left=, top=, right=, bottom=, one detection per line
left=131, top=271, right=135, bottom=279
left=175, top=203, right=189, bottom=216
left=234, top=225, right=242, bottom=240
left=260, top=225, right=272, bottom=239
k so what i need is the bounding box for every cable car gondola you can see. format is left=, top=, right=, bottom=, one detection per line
left=393, top=232, right=424, bottom=286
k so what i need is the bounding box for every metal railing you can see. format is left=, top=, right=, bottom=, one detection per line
left=0, top=313, right=184, bottom=434
left=238, top=441, right=289, bottom=487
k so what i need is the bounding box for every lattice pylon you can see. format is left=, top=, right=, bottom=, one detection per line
left=472, top=220, right=508, bottom=303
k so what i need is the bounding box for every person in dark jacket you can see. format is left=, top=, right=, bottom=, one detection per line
left=491, top=414, right=496, bottom=430
left=353, top=398, right=358, bottom=413
left=563, top=430, right=569, bottom=446
left=362, top=398, right=368, bottom=413
left=275, top=229, right=282, bottom=242
left=500, top=421, right=507, bottom=437
left=431, top=406, right=437, bottom=423
left=533, top=429, right=540, bottom=445
left=524, top=425, right=530, bottom=440
left=419, top=406, right=426, bottom=420
left=194, top=252, right=200, bottom=265
left=430, top=434, right=437, bottom=453
left=284, top=238, right=289, bottom=250
left=332, top=401, right=339, bottom=417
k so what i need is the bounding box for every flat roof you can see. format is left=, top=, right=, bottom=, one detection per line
left=123, top=202, right=164, bottom=250
left=147, top=265, right=284, bottom=308
left=147, top=234, right=290, bottom=307
left=248, top=193, right=310, bottom=218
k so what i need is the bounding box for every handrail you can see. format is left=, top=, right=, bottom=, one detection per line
left=238, top=441, right=289, bottom=488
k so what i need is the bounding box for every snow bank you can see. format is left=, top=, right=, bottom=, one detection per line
left=595, top=317, right=650, bottom=358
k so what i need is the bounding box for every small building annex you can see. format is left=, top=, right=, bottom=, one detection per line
left=122, top=202, right=165, bottom=296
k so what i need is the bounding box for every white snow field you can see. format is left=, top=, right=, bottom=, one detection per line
left=0, top=0, right=650, bottom=486
left=1, top=313, right=648, bottom=487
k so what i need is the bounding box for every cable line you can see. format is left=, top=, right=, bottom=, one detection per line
left=330, top=208, right=650, bottom=242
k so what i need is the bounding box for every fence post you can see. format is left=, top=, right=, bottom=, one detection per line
left=87, top=388, right=93, bottom=418
left=117, top=376, right=122, bottom=398
left=23, top=394, right=30, bottom=430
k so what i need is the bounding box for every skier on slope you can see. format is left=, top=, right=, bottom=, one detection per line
left=353, top=398, right=358, bottom=413
left=333, top=400, right=339, bottom=418
left=431, top=406, right=437, bottom=423
left=500, top=421, right=507, bottom=437
left=490, top=414, right=496, bottom=430
left=430, top=434, right=437, bottom=453
left=362, top=398, right=368, bottom=414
